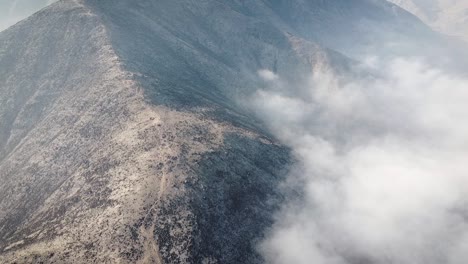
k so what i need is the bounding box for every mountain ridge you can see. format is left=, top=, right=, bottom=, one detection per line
left=0, top=1, right=294, bottom=262
left=0, top=0, right=465, bottom=263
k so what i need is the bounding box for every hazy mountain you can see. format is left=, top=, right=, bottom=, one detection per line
left=0, top=0, right=56, bottom=31
left=389, top=0, right=468, bottom=42
left=0, top=0, right=464, bottom=263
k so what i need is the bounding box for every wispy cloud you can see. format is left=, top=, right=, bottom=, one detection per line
left=8, top=0, right=20, bottom=16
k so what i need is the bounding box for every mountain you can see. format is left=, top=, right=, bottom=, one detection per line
left=0, top=0, right=463, bottom=263
left=388, top=0, right=468, bottom=42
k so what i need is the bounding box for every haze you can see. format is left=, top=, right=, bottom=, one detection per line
left=389, top=0, right=468, bottom=41
left=0, top=0, right=55, bottom=31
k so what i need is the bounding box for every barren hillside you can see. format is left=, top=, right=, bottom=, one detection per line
left=0, top=0, right=465, bottom=263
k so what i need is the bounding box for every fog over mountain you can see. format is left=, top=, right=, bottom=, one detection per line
left=0, top=0, right=467, bottom=263
left=254, top=58, right=468, bottom=264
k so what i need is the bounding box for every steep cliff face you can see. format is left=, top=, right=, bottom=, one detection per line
left=0, top=0, right=461, bottom=263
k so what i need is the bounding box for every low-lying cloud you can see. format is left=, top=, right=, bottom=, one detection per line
left=250, top=59, right=468, bottom=264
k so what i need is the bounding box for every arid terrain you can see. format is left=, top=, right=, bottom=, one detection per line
left=0, top=0, right=467, bottom=263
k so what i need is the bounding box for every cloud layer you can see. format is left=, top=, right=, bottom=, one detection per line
left=250, top=59, right=468, bottom=264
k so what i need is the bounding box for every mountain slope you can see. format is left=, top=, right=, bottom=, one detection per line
left=0, top=1, right=294, bottom=263
left=0, top=0, right=463, bottom=263
left=0, top=1, right=299, bottom=263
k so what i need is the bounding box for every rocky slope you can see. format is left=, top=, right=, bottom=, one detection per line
left=0, top=1, right=321, bottom=263
left=0, top=0, right=463, bottom=263
left=0, top=1, right=294, bottom=263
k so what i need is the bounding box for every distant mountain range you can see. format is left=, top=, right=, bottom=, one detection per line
left=389, top=0, right=468, bottom=42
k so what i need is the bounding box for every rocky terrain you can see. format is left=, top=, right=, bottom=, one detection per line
left=0, top=0, right=465, bottom=263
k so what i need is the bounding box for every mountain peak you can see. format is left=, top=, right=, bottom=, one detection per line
left=0, top=0, right=466, bottom=263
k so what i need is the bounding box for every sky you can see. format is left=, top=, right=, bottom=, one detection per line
left=0, top=0, right=55, bottom=31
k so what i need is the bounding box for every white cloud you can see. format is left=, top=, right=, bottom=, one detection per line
left=250, top=58, right=468, bottom=264
left=258, top=69, right=279, bottom=82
